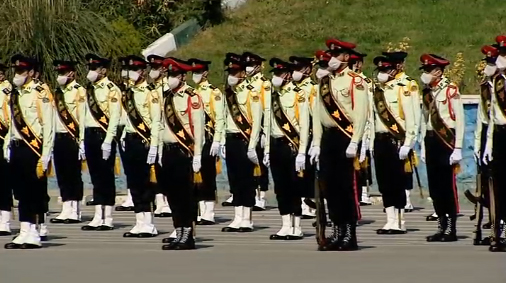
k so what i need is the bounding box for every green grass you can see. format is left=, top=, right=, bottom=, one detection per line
left=173, top=0, right=506, bottom=94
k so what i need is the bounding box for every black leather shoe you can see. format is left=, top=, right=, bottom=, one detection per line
left=221, top=201, right=233, bottom=207
left=115, top=206, right=134, bottom=212
left=138, top=233, right=157, bottom=238
left=50, top=218, right=66, bottom=224
left=376, top=229, right=390, bottom=235
left=221, top=227, right=240, bottom=232
left=269, top=234, right=288, bottom=240
left=286, top=234, right=304, bottom=240
left=154, top=212, right=172, bottom=218
left=86, top=200, right=96, bottom=206
left=97, top=225, right=114, bottom=231
left=489, top=241, right=506, bottom=252
left=426, top=214, right=438, bottom=221
left=426, top=232, right=444, bottom=242
left=0, top=231, right=12, bottom=236
left=404, top=208, right=413, bottom=213
left=197, top=219, right=215, bottom=225
left=238, top=227, right=253, bottom=233
left=81, top=225, right=100, bottom=231
left=4, top=242, right=22, bottom=249
left=479, top=236, right=492, bottom=246
left=20, top=243, right=42, bottom=249
left=162, top=242, right=179, bottom=250
left=440, top=234, right=458, bottom=242
left=175, top=239, right=196, bottom=250
left=40, top=236, right=48, bottom=241
left=301, top=214, right=316, bottom=219
left=252, top=206, right=265, bottom=212
left=388, top=229, right=407, bottom=235
left=123, top=232, right=139, bottom=238
left=64, top=219, right=82, bottom=224
left=482, top=222, right=492, bottom=229
left=360, top=201, right=372, bottom=206
left=162, top=237, right=176, bottom=243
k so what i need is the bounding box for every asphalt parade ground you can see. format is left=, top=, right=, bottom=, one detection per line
left=0, top=202, right=504, bottom=283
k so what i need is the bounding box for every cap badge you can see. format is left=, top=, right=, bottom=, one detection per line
left=330, top=43, right=335, bottom=50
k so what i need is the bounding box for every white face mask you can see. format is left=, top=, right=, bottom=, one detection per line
left=129, top=71, right=140, bottom=82
left=328, top=57, right=342, bottom=70
left=377, top=72, right=390, bottom=83
left=57, top=75, right=69, bottom=86
left=245, top=66, right=255, bottom=76
left=149, top=70, right=160, bottom=80
left=496, top=56, right=506, bottom=70
left=121, top=70, right=128, bottom=79
left=316, top=68, right=330, bottom=79
left=168, top=76, right=180, bottom=90
left=192, top=73, right=203, bottom=84
left=420, top=72, right=434, bottom=85
left=13, top=74, right=27, bottom=87
left=227, top=75, right=240, bottom=86
left=483, top=65, right=497, bottom=77
left=292, top=71, right=304, bottom=82
left=87, top=70, right=99, bottom=82
left=271, top=75, right=284, bottom=87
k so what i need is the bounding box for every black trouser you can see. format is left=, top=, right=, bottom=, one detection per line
left=84, top=128, right=117, bottom=206
left=256, top=145, right=269, bottom=192
left=225, top=133, right=255, bottom=207
left=425, top=131, right=459, bottom=218
left=491, top=125, right=506, bottom=222
left=357, top=148, right=373, bottom=200
left=320, top=127, right=360, bottom=224
left=10, top=141, right=49, bottom=224
left=270, top=137, right=303, bottom=216
left=373, top=133, right=407, bottom=209
left=0, top=140, right=12, bottom=211
left=159, top=143, right=196, bottom=227
left=124, top=133, right=154, bottom=213
left=116, top=125, right=132, bottom=192
left=479, top=123, right=490, bottom=208
left=54, top=133, right=84, bottom=202
left=301, top=145, right=315, bottom=199
left=198, top=140, right=217, bottom=201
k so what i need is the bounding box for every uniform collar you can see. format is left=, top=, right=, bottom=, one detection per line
left=175, top=82, right=188, bottom=97
left=395, top=71, right=405, bottom=79
left=94, top=77, right=109, bottom=88
left=198, top=80, right=211, bottom=89
left=19, top=79, right=37, bottom=93
left=298, top=76, right=312, bottom=86
left=280, top=82, right=293, bottom=95
left=331, top=66, right=350, bottom=78
left=132, top=80, right=148, bottom=91
left=64, top=80, right=78, bottom=91
left=247, top=72, right=262, bottom=83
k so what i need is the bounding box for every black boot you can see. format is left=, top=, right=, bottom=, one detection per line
left=322, top=223, right=342, bottom=251
left=175, top=227, right=196, bottom=250
left=162, top=228, right=182, bottom=250
left=440, top=216, right=457, bottom=242
left=337, top=223, right=358, bottom=251
left=426, top=213, right=438, bottom=221
left=427, top=216, right=445, bottom=242
left=489, top=222, right=506, bottom=252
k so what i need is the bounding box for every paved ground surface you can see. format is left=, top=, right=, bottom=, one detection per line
left=0, top=202, right=505, bottom=283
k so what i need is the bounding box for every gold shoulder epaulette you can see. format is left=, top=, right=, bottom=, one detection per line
left=347, top=70, right=360, bottom=77
left=74, top=84, right=81, bottom=89
left=310, top=80, right=317, bottom=85
left=35, top=85, right=44, bottom=92
left=293, top=86, right=302, bottom=92
left=185, top=88, right=196, bottom=96
left=405, top=76, right=414, bottom=81
left=247, top=85, right=254, bottom=90
left=260, top=76, right=267, bottom=82
left=397, top=83, right=406, bottom=87
left=364, top=77, right=372, bottom=83
left=209, top=85, right=217, bottom=90
left=3, top=88, right=10, bottom=94
left=147, top=83, right=155, bottom=91
left=107, top=83, right=114, bottom=90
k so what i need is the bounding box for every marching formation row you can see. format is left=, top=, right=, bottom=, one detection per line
left=0, top=35, right=505, bottom=252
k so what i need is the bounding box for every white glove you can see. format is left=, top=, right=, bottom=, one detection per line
left=261, top=134, right=266, bottom=148
left=420, top=145, right=426, bottom=163
left=359, top=144, right=367, bottom=163
left=209, top=141, right=221, bottom=156
left=398, top=146, right=411, bottom=160
left=345, top=142, right=358, bottom=158
left=78, top=141, right=86, bottom=160
left=473, top=148, right=480, bottom=164
left=220, top=143, right=226, bottom=159
left=247, top=149, right=259, bottom=165
left=147, top=146, right=157, bottom=164
left=449, top=148, right=462, bottom=165
left=193, top=155, right=202, bottom=172
left=483, top=144, right=493, bottom=165
left=41, top=155, right=51, bottom=171
left=120, top=139, right=126, bottom=151
left=263, top=153, right=270, bottom=167
left=309, top=146, right=321, bottom=165
left=158, top=148, right=163, bottom=167
left=4, top=146, right=10, bottom=163
left=295, top=153, right=305, bottom=172
left=101, top=142, right=111, bottom=160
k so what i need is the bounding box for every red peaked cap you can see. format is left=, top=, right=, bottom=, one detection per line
left=187, top=58, right=212, bottom=72
left=162, top=57, right=193, bottom=73
left=53, top=60, right=78, bottom=72
left=325, top=38, right=357, bottom=53
left=124, top=55, right=148, bottom=69
left=419, top=54, right=450, bottom=69
left=496, top=35, right=506, bottom=47
left=315, top=50, right=331, bottom=62
left=373, top=56, right=394, bottom=69
left=481, top=45, right=499, bottom=58
left=147, top=54, right=165, bottom=66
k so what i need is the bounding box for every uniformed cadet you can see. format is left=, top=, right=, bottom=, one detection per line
left=482, top=36, right=506, bottom=252
left=159, top=57, right=204, bottom=250
left=264, top=58, right=309, bottom=240
left=0, top=63, right=13, bottom=236
left=289, top=55, right=318, bottom=219
left=3, top=55, right=54, bottom=249
left=351, top=51, right=374, bottom=206
left=221, top=57, right=262, bottom=233
left=147, top=54, right=172, bottom=218
left=115, top=56, right=135, bottom=212
left=49, top=60, right=85, bottom=224
left=419, top=53, right=464, bottom=242
left=381, top=51, right=422, bottom=214
left=81, top=54, right=121, bottom=231
left=369, top=55, right=417, bottom=234
left=120, top=55, right=160, bottom=238
left=188, top=58, right=225, bottom=225
left=242, top=52, right=271, bottom=211
left=309, top=39, right=369, bottom=251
